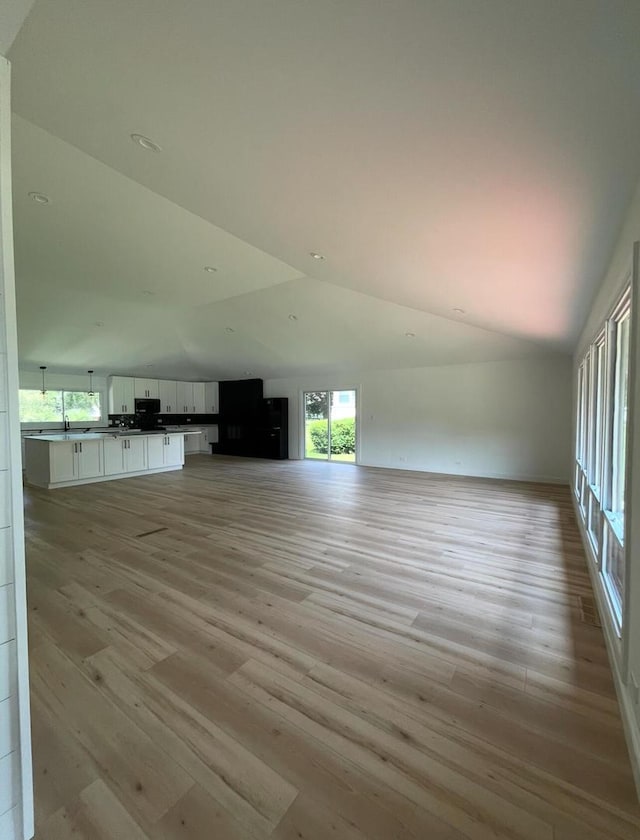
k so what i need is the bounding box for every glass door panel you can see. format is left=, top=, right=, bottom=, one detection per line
left=329, top=390, right=356, bottom=462
left=305, top=391, right=329, bottom=460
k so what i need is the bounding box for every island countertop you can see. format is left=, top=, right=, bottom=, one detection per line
left=24, top=430, right=203, bottom=442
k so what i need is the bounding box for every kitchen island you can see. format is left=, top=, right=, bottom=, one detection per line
left=24, top=430, right=202, bottom=489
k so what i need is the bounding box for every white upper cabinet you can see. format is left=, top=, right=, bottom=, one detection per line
left=108, top=376, right=135, bottom=414
left=158, top=380, right=178, bottom=414
left=204, top=381, right=218, bottom=414
left=192, top=383, right=206, bottom=414
left=109, top=376, right=217, bottom=415
left=134, top=378, right=159, bottom=399
left=175, top=381, right=190, bottom=414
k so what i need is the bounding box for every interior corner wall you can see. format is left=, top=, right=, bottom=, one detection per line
left=265, top=355, right=572, bottom=484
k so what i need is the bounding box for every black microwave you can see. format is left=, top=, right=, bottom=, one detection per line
left=134, top=398, right=161, bottom=415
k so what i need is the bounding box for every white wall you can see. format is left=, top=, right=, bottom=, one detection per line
left=18, top=369, right=107, bottom=394
left=573, top=176, right=640, bottom=795
left=0, top=56, right=33, bottom=839
left=266, top=355, right=572, bottom=484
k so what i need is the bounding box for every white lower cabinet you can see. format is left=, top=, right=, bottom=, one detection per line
left=50, top=440, right=102, bottom=482
left=147, top=436, right=165, bottom=470
left=104, top=437, right=146, bottom=474
left=165, top=435, right=184, bottom=466
left=184, top=430, right=202, bottom=454
left=49, top=441, right=76, bottom=483
left=124, top=437, right=147, bottom=472
left=147, top=435, right=184, bottom=468
left=103, top=438, right=124, bottom=475
left=77, top=440, right=103, bottom=479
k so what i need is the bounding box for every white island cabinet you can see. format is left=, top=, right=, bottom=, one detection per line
left=24, top=431, right=196, bottom=489
left=49, top=439, right=103, bottom=483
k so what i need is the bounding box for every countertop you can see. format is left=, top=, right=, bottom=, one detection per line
left=24, top=430, right=203, bottom=442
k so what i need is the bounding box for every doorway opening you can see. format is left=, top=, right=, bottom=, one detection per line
left=304, top=390, right=357, bottom=463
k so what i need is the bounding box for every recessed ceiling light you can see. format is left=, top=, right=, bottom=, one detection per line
left=310, top=252, right=324, bottom=260
left=28, top=192, right=50, bottom=204
left=130, top=133, right=162, bottom=153
left=288, top=314, right=298, bottom=321
left=405, top=331, right=416, bottom=338
left=452, top=308, right=465, bottom=314
left=225, top=327, right=235, bottom=333
left=204, top=266, right=217, bottom=273
left=94, top=321, right=104, bottom=327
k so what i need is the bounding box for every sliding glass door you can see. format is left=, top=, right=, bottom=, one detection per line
left=304, top=390, right=357, bottom=462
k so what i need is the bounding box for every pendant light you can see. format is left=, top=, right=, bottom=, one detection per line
left=87, top=369, right=94, bottom=396
left=39, top=365, right=47, bottom=396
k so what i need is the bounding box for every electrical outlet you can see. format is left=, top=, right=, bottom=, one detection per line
left=399, top=456, right=406, bottom=462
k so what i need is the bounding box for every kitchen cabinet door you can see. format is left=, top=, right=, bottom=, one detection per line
left=164, top=436, right=184, bottom=467
left=147, top=436, right=165, bottom=469
left=76, top=440, right=103, bottom=479
left=202, top=425, right=218, bottom=451
left=204, top=382, right=218, bottom=414
left=175, top=382, right=191, bottom=414
left=123, top=437, right=147, bottom=472
left=49, top=442, right=76, bottom=483
left=103, top=439, right=124, bottom=475
left=134, top=378, right=159, bottom=399
left=158, top=380, right=177, bottom=414
left=109, top=377, right=135, bottom=414
left=184, top=432, right=202, bottom=454
left=192, top=383, right=205, bottom=413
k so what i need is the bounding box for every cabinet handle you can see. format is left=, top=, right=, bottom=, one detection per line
left=79, top=442, right=82, bottom=453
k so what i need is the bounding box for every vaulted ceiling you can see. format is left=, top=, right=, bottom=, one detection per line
left=8, top=0, right=640, bottom=379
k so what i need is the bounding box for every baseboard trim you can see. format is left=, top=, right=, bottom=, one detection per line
left=357, top=460, right=569, bottom=485
left=26, top=464, right=183, bottom=490
left=571, top=494, right=640, bottom=799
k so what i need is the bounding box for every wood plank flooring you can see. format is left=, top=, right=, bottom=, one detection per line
left=25, top=455, right=640, bottom=839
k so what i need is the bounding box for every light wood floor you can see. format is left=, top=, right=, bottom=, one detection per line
left=25, top=455, right=640, bottom=839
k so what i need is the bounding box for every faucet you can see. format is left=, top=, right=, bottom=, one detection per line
left=63, top=414, right=70, bottom=431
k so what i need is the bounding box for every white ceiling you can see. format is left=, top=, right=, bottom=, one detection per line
left=8, top=0, right=640, bottom=379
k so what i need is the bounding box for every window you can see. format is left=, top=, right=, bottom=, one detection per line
left=592, top=335, right=606, bottom=496
left=19, top=389, right=102, bottom=424
left=575, top=363, right=585, bottom=466
left=610, top=308, right=630, bottom=526
left=574, top=284, right=631, bottom=631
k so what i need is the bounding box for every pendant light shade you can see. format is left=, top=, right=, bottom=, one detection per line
left=87, top=369, right=94, bottom=396
left=39, top=365, right=47, bottom=395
